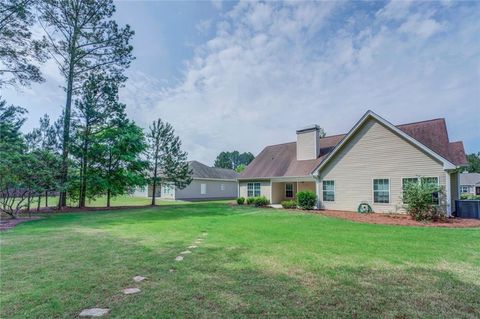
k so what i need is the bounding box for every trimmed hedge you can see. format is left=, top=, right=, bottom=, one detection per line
left=237, top=197, right=245, bottom=205
left=281, top=200, right=297, bottom=209
left=246, top=197, right=256, bottom=205
left=296, top=191, right=317, bottom=210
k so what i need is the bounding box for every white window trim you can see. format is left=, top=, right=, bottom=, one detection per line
left=421, top=176, right=440, bottom=205
left=247, top=182, right=261, bottom=197
left=285, top=183, right=294, bottom=198
left=200, top=183, right=207, bottom=195
left=220, top=183, right=225, bottom=191
left=322, top=180, right=335, bottom=202
left=372, top=178, right=391, bottom=204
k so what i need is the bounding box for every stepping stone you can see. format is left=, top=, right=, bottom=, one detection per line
left=194, top=239, right=203, bottom=244
left=180, top=250, right=191, bottom=254
left=188, top=245, right=198, bottom=249
left=169, top=268, right=176, bottom=272
left=79, top=308, right=109, bottom=317
left=202, top=232, right=208, bottom=236
left=133, top=276, right=146, bottom=282
left=175, top=255, right=184, bottom=261
left=123, top=288, right=141, bottom=295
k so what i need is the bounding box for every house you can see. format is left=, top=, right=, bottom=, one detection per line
left=135, top=160, right=239, bottom=200
left=239, top=110, right=467, bottom=215
left=460, top=173, right=480, bottom=196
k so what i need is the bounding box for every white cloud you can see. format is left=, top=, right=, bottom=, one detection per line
left=121, top=1, right=480, bottom=165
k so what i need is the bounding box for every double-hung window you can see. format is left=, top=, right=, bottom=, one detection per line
left=421, top=177, right=439, bottom=204
left=322, top=180, right=335, bottom=201
left=247, top=182, right=261, bottom=197
left=285, top=183, right=294, bottom=198
left=373, top=179, right=390, bottom=203
left=460, top=186, right=469, bottom=193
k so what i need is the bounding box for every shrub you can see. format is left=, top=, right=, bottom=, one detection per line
left=403, top=182, right=445, bottom=221
left=237, top=197, right=245, bottom=205
left=460, top=193, right=480, bottom=200
left=296, top=191, right=317, bottom=210
left=281, top=200, right=297, bottom=209
left=246, top=197, right=256, bottom=205
left=254, top=196, right=269, bottom=207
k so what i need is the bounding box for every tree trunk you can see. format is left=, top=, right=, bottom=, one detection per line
left=107, top=189, right=111, bottom=207
left=59, top=28, right=78, bottom=208
left=151, top=145, right=159, bottom=206
left=45, top=190, right=48, bottom=208
left=37, top=194, right=41, bottom=211
left=79, top=136, right=88, bottom=207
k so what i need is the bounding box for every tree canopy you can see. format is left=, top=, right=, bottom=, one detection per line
left=214, top=151, right=254, bottom=170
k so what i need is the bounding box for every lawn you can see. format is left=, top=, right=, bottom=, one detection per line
left=1, top=203, right=479, bottom=318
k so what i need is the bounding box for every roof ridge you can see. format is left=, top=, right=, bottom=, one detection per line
left=396, top=117, right=445, bottom=127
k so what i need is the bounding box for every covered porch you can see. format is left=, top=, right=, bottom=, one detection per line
left=270, top=177, right=317, bottom=204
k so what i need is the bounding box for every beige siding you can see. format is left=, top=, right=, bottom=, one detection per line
left=298, top=181, right=315, bottom=193
left=319, top=118, right=446, bottom=213
left=239, top=180, right=271, bottom=201
left=297, top=130, right=319, bottom=160
left=271, top=182, right=297, bottom=204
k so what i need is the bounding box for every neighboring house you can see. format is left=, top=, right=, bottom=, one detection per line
left=135, top=161, right=239, bottom=200
left=239, top=110, right=467, bottom=215
left=460, top=173, right=480, bottom=195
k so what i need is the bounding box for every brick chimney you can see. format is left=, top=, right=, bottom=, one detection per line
left=296, top=125, right=320, bottom=160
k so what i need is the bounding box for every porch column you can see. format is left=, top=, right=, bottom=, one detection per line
left=445, top=172, right=451, bottom=217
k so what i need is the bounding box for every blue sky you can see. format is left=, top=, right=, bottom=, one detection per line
left=3, top=0, right=479, bottom=164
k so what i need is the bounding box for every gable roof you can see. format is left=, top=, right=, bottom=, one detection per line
left=240, top=111, right=467, bottom=179
left=189, top=160, right=239, bottom=180
left=460, top=173, right=480, bottom=186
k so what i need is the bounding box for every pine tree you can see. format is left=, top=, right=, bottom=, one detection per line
left=37, top=0, right=135, bottom=207
left=146, top=119, right=192, bottom=206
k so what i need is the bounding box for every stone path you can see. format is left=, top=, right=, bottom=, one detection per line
left=123, top=288, right=141, bottom=295
left=79, top=232, right=208, bottom=317
left=79, top=308, right=109, bottom=317
left=133, top=276, right=146, bottom=282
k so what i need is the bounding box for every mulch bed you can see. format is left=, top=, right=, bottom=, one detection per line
left=0, top=217, right=42, bottom=231
left=315, top=210, right=480, bottom=228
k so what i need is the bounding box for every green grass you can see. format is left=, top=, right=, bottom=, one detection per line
left=1, top=203, right=479, bottom=318
left=22, top=194, right=227, bottom=209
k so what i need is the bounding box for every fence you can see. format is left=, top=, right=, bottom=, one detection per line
left=455, top=200, right=480, bottom=219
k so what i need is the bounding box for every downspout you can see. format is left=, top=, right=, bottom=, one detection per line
left=445, top=171, right=452, bottom=217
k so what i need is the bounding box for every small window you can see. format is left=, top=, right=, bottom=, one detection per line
left=373, top=179, right=389, bottom=203
left=220, top=184, right=225, bottom=191
left=200, top=183, right=207, bottom=195
left=421, top=177, right=439, bottom=204
left=247, top=182, right=261, bottom=197
left=322, top=180, right=335, bottom=201
left=460, top=186, right=469, bottom=193
left=285, top=183, right=294, bottom=198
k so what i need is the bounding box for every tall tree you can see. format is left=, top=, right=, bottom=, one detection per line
left=214, top=151, right=255, bottom=169
left=0, top=0, right=47, bottom=87
left=465, top=152, right=480, bottom=173
left=37, top=0, right=134, bottom=207
left=146, top=119, right=191, bottom=206
left=71, top=73, right=125, bottom=207
left=90, top=120, right=147, bottom=207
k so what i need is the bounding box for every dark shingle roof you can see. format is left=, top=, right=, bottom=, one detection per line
left=460, top=173, right=480, bottom=186
left=189, top=161, right=239, bottom=180
left=240, top=117, right=467, bottom=179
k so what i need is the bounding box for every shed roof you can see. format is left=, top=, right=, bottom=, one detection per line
left=189, top=161, right=239, bottom=180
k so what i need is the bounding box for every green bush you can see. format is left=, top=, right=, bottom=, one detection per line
left=246, top=197, right=256, bottom=205
left=296, top=191, right=317, bottom=210
left=460, top=193, right=480, bottom=200
left=281, top=200, right=297, bottom=209
left=254, top=196, right=269, bottom=207
left=403, top=182, right=445, bottom=221
left=237, top=197, right=245, bottom=205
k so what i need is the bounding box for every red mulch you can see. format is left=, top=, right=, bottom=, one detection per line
left=0, top=217, right=42, bottom=231
left=315, top=210, right=480, bottom=228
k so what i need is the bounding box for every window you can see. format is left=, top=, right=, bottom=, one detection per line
left=460, top=186, right=469, bottom=193
left=322, top=180, right=335, bottom=201
left=421, top=177, right=439, bottom=204
left=220, top=184, right=225, bottom=191
left=285, top=183, right=294, bottom=198
left=373, top=179, right=389, bottom=203
left=402, top=178, right=419, bottom=190
left=200, top=183, right=207, bottom=195
left=247, top=182, right=261, bottom=197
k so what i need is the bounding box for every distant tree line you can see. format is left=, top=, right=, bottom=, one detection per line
left=214, top=151, right=255, bottom=173
left=0, top=0, right=191, bottom=218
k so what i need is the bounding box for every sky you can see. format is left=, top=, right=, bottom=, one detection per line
left=2, top=0, right=480, bottom=165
